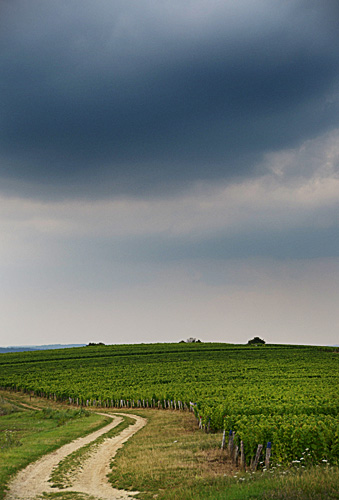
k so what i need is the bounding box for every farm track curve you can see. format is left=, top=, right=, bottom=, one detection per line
left=6, top=412, right=147, bottom=500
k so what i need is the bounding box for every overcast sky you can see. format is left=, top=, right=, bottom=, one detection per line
left=1, top=0, right=339, bottom=347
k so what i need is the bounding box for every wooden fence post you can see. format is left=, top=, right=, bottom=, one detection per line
left=234, top=444, right=239, bottom=465
left=265, top=442, right=272, bottom=468
left=221, top=430, right=226, bottom=450
left=228, top=430, right=234, bottom=456
left=240, top=440, right=245, bottom=470
left=252, top=444, right=263, bottom=471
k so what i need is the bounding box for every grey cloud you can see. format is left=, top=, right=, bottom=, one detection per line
left=4, top=223, right=338, bottom=295
left=107, top=224, right=339, bottom=264
left=31, top=220, right=339, bottom=287
left=1, top=1, right=339, bottom=199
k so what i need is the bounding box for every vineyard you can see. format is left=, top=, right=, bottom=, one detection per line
left=1, top=342, right=338, bottom=467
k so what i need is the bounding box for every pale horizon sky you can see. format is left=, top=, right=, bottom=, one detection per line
left=1, top=1, right=339, bottom=347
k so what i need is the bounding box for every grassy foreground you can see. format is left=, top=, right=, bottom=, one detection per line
left=0, top=391, right=110, bottom=500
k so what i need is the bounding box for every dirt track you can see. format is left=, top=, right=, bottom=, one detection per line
left=6, top=412, right=147, bottom=500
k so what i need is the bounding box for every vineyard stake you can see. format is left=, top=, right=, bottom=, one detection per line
left=228, top=430, right=234, bottom=456
left=221, top=429, right=226, bottom=450
left=252, top=444, right=263, bottom=471
left=234, top=444, right=239, bottom=465
left=265, top=442, right=272, bottom=468
left=240, top=440, right=245, bottom=470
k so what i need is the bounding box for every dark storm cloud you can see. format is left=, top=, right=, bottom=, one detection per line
left=1, top=0, right=339, bottom=198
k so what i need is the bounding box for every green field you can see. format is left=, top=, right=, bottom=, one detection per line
left=1, top=342, right=338, bottom=468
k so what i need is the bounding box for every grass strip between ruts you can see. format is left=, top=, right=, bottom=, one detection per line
left=49, top=415, right=135, bottom=489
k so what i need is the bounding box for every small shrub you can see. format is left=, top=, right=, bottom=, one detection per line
left=0, top=430, right=22, bottom=449
left=39, top=408, right=89, bottom=426
left=247, top=337, right=266, bottom=346
left=0, top=397, right=21, bottom=416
